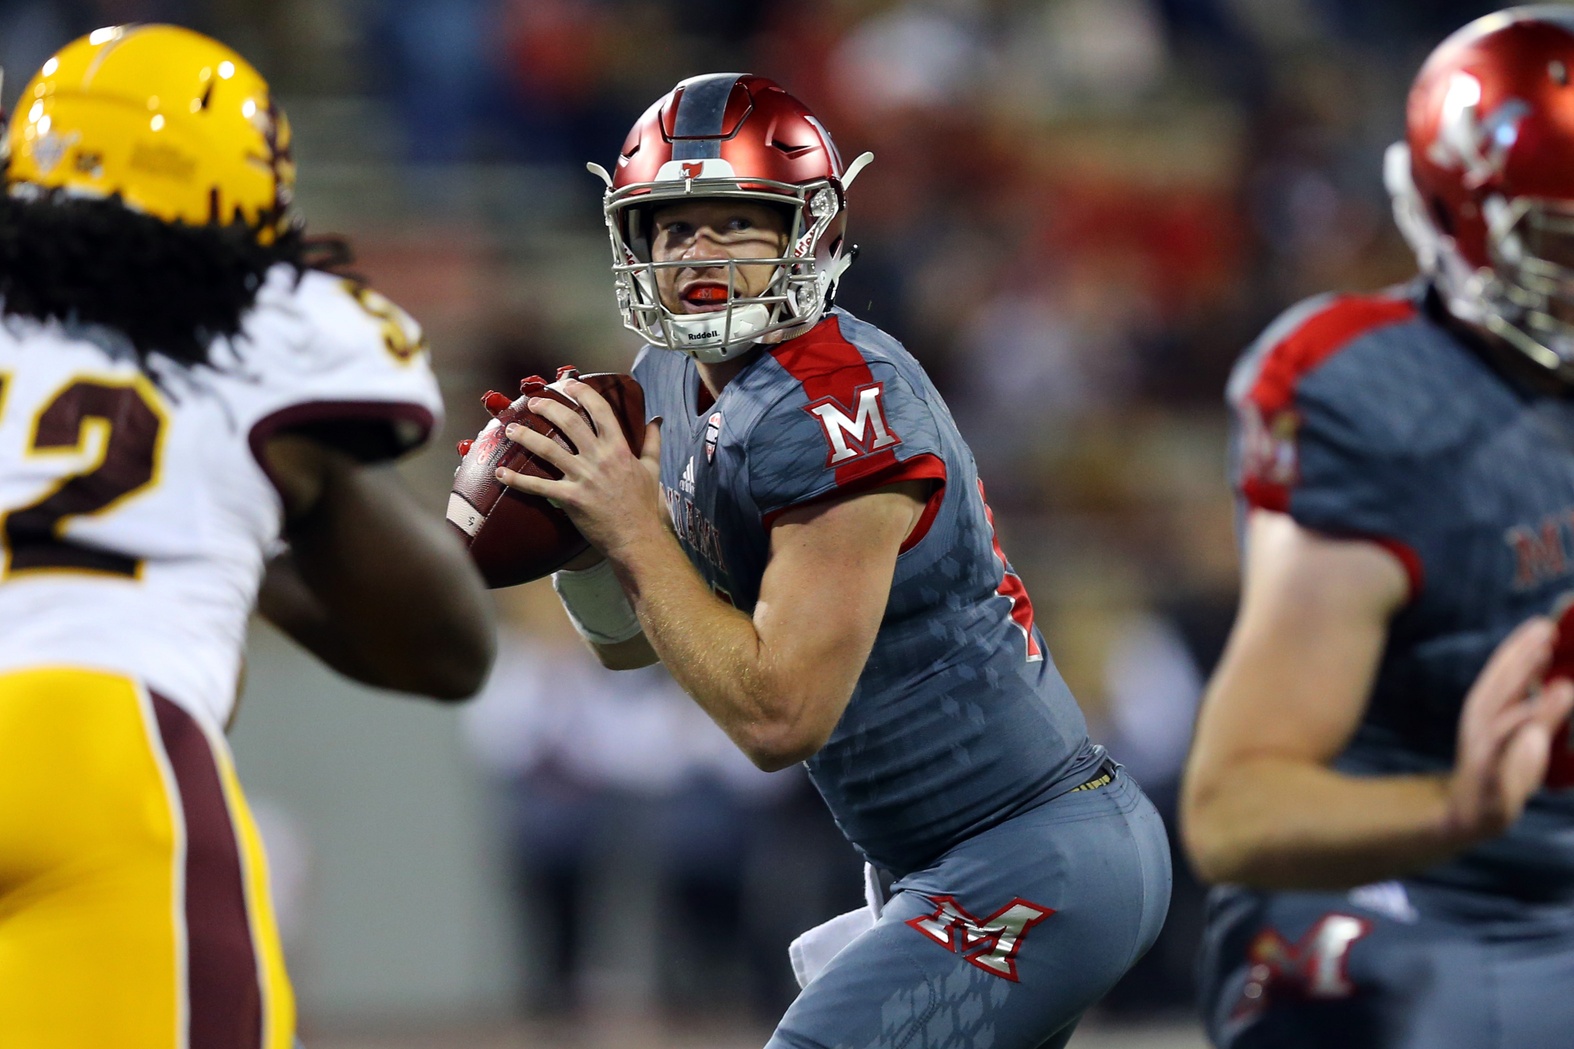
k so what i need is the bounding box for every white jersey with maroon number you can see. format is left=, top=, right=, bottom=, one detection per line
left=0, top=264, right=442, bottom=730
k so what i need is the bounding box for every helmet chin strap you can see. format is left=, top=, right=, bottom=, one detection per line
left=661, top=302, right=774, bottom=363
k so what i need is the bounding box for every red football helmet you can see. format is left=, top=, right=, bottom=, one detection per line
left=588, top=73, right=873, bottom=362
left=1388, top=7, right=1574, bottom=376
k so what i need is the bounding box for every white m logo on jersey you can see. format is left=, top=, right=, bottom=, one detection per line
left=803, top=383, right=900, bottom=466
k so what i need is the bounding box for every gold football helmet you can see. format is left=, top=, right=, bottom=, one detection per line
left=5, top=24, right=295, bottom=241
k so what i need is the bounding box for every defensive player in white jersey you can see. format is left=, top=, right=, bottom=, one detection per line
left=0, top=25, right=493, bottom=1049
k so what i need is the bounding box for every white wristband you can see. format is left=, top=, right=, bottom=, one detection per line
left=551, top=558, right=643, bottom=645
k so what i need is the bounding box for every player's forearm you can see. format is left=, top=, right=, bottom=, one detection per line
left=257, top=552, right=385, bottom=683
left=281, top=466, right=496, bottom=700
left=609, top=528, right=821, bottom=770
left=1181, top=755, right=1465, bottom=890
left=263, top=535, right=492, bottom=700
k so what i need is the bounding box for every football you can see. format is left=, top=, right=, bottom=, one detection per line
left=446, top=367, right=646, bottom=588
left=1545, top=595, right=1574, bottom=789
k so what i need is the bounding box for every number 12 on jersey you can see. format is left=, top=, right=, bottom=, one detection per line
left=0, top=373, right=166, bottom=580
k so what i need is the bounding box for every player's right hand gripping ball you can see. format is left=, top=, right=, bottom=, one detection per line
left=446, top=367, right=646, bottom=588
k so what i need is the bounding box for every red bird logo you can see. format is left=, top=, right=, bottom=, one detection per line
left=1428, top=71, right=1530, bottom=188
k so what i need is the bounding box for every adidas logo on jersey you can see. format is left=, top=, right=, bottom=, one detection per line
left=680, top=456, right=696, bottom=496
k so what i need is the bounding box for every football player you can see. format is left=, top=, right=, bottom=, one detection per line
left=0, top=25, right=494, bottom=1049
left=493, top=74, right=1171, bottom=1048
left=1183, top=8, right=1574, bottom=1047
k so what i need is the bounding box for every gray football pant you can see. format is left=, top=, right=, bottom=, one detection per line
left=1201, top=881, right=1574, bottom=1049
left=768, top=769, right=1171, bottom=1049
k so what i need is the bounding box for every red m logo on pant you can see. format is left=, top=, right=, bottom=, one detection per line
left=1234, top=912, right=1372, bottom=1019
left=907, top=895, right=1054, bottom=981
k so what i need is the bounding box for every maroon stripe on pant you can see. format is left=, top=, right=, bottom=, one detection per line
left=152, top=693, right=263, bottom=1049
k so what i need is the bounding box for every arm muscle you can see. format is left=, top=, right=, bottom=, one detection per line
left=614, top=481, right=927, bottom=770
left=258, top=433, right=495, bottom=700
left=1180, top=509, right=1458, bottom=888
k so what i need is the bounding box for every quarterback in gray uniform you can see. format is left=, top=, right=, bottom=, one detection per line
left=494, top=74, right=1170, bottom=1048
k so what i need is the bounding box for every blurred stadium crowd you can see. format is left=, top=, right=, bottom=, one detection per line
left=0, top=0, right=1520, bottom=1037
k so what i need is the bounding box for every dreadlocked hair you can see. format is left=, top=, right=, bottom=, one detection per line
left=0, top=191, right=353, bottom=371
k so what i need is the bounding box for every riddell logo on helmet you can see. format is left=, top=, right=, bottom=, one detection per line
left=687, top=329, right=721, bottom=341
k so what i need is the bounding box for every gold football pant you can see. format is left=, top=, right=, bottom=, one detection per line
left=0, top=668, right=294, bottom=1048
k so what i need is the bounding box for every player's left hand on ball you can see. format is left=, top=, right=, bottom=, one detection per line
left=494, top=379, right=666, bottom=560
left=1446, top=616, right=1574, bottom=843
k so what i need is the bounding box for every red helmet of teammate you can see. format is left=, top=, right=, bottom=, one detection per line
left=1388, top=6, right=1574, bottom=376
left=588, top=73, right=873, bottom=363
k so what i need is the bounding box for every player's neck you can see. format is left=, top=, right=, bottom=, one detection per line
left=696, top=352, right=757, bottom=408
left=692, top=315, right=825, bottom=409
left=1449, top=315, right=1573, bottom=399
left=1425, top=288, right=1569, bottom=398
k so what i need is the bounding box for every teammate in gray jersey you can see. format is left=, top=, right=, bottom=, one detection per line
left=494, top=74, right=1170, bottom=1048
left=1184, top=9, right=1574, bottom=1048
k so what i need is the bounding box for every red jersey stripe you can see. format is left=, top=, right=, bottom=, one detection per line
left=899, top=459, right=948, bottom=553
left=1240, top=294, right=1416, bottom=513
left=979, top=480, right=1041, bottom=661
left=771, top=315, right=901, bottom=486
left=1247, top=294, right=1417, bottom=418
left=1370, top=534, right=1425, bottom=600
left=759, top=452, right=946, bottom=535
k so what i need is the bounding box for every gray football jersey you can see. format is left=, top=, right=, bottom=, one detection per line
left=1229, top=283, right=1574, bottom=903
left=634, top=308, right=1101, bottom=874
